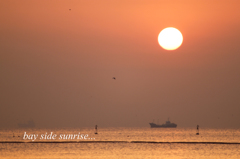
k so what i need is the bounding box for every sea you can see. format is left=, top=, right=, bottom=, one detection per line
left=0, top=127, right=240, bottom=158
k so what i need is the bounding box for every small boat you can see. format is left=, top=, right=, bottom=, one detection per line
left=149, top=119, right=177, bottom=128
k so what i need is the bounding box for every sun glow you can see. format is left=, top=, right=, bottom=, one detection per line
left=158, top=27, right=183, bottom=51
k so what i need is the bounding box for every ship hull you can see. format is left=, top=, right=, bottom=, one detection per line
left=149, top=122, right=177, bottom=128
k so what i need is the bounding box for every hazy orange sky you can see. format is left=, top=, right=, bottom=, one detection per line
left=1, top=0, right=240, bottom=128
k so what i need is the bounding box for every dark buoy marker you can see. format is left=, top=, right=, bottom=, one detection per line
left=95, top=125, right=98, bottom=134
left=196, top=125, right=199, bottom=135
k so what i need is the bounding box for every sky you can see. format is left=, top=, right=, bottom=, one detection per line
left=1, top=0, right=240, bottom=128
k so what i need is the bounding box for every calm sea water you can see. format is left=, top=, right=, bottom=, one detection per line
left=0, top=127, right=240, bottom=158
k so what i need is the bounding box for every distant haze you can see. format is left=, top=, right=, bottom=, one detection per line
left=0, top=0, right=240, bottom=128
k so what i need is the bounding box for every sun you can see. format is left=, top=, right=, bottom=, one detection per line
left=158, top=27, right=183, bottom=51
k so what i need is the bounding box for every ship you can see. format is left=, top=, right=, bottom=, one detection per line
left=18, top=120, right=35, bottom=128
left=149, top=119, right=177, bottom=128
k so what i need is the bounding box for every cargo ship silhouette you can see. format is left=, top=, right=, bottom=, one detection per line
left=149, top=119, right=177, bottom=128
left=18, top=120, right=35, bottom=128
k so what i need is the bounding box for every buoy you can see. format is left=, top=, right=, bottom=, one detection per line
left=196, top=125, right=199, bottom=135
left=95, top=125, right=98, bottom=134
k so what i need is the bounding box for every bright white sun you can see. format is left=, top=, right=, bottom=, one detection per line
left=158, top=27, right=183, bottom=50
